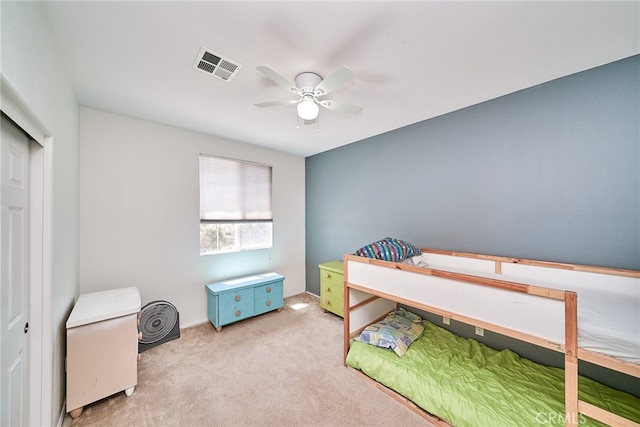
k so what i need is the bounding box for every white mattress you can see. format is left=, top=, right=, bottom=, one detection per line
left=578, top=288, right=640, bottom=364
left=411, top=255, right=640, bottom=364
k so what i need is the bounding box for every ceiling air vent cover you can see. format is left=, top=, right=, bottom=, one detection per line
left=193, top=47, right=242, bottom=82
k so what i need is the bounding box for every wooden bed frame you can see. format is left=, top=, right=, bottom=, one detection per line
left=343, top=248, right=640, bottom=427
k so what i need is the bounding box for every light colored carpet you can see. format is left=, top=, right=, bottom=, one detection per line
left=62, top=292, right=431, bottom=427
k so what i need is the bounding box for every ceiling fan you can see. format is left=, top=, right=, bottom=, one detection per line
left=254, top=65, right=363, bottom=122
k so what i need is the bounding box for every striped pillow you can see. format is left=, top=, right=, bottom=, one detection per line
left=354, top=237, right=421, bottom=263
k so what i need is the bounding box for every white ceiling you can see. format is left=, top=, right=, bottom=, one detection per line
left=42, top=1, right=639, bottom=157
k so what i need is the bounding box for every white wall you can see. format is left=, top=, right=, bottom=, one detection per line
left=1, top=2, right=80, bottom=424
left=79, top=108, right=306, bottom=326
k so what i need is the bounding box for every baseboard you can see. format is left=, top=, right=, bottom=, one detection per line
left=56, top=401, right=66, bottom=427
left=179, top=318, right=209, bottom=329
left=304, top=291, right=320, bottom=299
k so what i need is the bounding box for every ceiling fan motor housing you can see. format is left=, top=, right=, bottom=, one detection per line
left=295, top=72, right=322, bottom=94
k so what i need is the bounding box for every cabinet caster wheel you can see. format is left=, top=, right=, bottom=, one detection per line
left=215, top=326, right=222, bottom=332
left=125, top=386, right=135, bottom=397
left=277, top=307, right=283, bottom=312
left=69, top=407, right=83, bottom=419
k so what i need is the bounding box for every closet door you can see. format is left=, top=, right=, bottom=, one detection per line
left=1, top=114, right=31, bottom=427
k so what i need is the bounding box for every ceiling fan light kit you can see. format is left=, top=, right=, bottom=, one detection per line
left=255, top=65, right=362, bottom=125
left=297, top=96, right=320, bottom=120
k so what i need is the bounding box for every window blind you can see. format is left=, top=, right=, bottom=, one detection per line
left=199, top=155, right=272, bottom=222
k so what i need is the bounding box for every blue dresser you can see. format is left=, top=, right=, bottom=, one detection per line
left=205, top=272, right=284, bottom=331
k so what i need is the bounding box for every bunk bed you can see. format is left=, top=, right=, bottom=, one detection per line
left=343, top=246, right=640, bottom=427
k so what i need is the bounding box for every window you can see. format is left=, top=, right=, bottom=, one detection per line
left=199, top=154, right=272, bottom=254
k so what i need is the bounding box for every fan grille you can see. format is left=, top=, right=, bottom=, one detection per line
left=139, top=301, right=179, bottom=344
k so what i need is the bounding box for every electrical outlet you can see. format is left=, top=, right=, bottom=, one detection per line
left=443, top=316, right=450, bottom=325
left=475, top=326, right=484, bottom=336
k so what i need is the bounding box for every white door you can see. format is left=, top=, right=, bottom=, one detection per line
left=1, top=115, right=30, bottom=427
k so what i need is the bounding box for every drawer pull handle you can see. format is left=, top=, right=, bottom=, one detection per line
left=326, top=287, right=331, bottom=292
left=266, top=287, right=272, bottom=293
left=235, top=310, right=241, bottom=317
left=266, top=300, right=272, bottom=306
left=325, top=300, right=331, bottom=305
left=324, top=273, right=330, bottom=278
left=235, top=295, right=241, bottom=302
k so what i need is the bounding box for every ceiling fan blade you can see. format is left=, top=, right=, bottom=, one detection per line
left=318, top=99, right=363, bottom=115
left=254, top=99, right=299, bottom=108
left=314, top=66, right=355, bottom=96
left=256, top=66, right=300, bottom=94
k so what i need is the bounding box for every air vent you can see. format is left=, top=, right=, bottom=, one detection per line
left=193, top=47, right=242, bottom=82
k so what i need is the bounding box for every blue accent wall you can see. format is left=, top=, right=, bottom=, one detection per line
left=306, top=55, right=639, bottom=296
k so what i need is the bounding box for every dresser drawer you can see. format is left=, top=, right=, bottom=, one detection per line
left=254, top=281, right=282, bottom=299
left=219, top=288, right=253, bottom=309
left=219, top=300, right=254, bottom=325
left=321, top=293, right=344, bottom=317
left=254, top=282, right=283, bottom=315
left=320, top=269, right=343, bottom=288
left=320, top=280, right=343, bottom=298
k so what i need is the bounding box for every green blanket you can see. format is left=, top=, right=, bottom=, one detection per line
left=346, top=321, right=640, bottom=426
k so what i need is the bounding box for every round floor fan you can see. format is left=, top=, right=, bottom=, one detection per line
left=138, top=300, right=180, bottom=353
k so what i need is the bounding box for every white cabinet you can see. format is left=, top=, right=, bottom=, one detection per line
left=66, top=287, right=141, bottom=418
